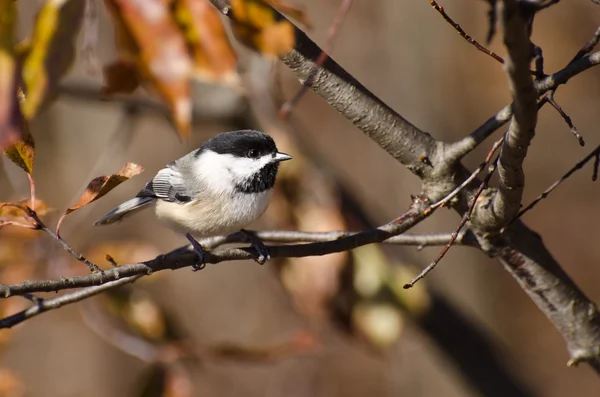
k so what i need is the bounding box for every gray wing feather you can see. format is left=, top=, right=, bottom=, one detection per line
left=137, top=161, right=193, bottom=204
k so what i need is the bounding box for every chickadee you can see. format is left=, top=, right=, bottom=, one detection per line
left=94, top=129, right=292, bottom=269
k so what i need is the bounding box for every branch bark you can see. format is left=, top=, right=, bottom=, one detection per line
left=482, top=0, right=538, bottom=229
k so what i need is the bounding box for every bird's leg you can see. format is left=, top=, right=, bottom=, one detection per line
left=240, top=229, right=271, bottom=265
left=185, top=232, right=206, bottom=271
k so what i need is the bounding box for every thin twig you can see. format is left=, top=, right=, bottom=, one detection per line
left=539, top=91, right=584, bottom=146
left=429, top=0, right=505, bottom=65
left=14, top=206, right=102, bottom=273
left=405, top=145, right=503, bottom=289
left=0, top=276, right=141, bottom=329
left=279, top=0, right=352, bottom=118
left=444, top=49, right=600, bottom=162
left=510, top=144, right=600, bottom=223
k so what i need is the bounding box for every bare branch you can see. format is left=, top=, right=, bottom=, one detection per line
left=405, top=139, right=504, bottom=288
left=481, top=0, right=538, bottom=230
left=498, top=223, right=600, bottom=370
left=280, top=0, right=353, bottom=118
left=0, top=276, right=141, bottom=329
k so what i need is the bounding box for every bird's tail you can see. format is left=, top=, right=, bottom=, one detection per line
left=93, top=197, right=154, bottom=226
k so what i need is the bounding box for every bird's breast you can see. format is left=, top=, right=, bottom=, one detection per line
left=154, top=189, right=273, bottom=237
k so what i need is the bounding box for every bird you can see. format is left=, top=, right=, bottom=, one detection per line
left=94, top=129, right=292, bottom=269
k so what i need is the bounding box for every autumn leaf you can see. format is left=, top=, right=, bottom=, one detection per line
left=172, top=0, right=239, bottom=84
left=0, top=199, right=53, bottom=219
left=104, top=0, right=192, bottom=138
left=19, top=0, right=85, bottom=119
left=0, top=0, right=24, bottom=151
left=3, top=115, right=34, bottom=174
left=56, top=162, right=144, bottom=235
left=102, top=59, right=141, bottom=95
left=229, top=0, right=299, bottom=56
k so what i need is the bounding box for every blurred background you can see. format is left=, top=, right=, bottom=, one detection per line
left=1, top=0, right=600, bottom=396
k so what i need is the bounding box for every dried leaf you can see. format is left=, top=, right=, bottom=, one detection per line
left=3, top=118, right=34, bottom=174
left=0, top=199, right=52, bottom=219
left=229, top=0, right=296, bottom=56
left=172, top=0, right=239, bottom=84
left=20, top=0, right=86, bottom=119
left=102, top=59, right=141, bottom=95
left=56, top=162, right=143, bottom=234
left=104, top=0, right=192, bottom=138
left=0, top=1, right=23, bottom=151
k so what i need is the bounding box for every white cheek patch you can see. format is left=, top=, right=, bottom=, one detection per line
left=194, top=150, right=273, bottom=194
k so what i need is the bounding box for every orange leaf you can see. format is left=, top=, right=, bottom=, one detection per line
left=172, top=0, right=239, bottom=84
left=104, top=0, right=192, bottom=138
left=56, top=162, right=143, bottom=235
left=0, top=199, right=53, bottom=219
left=0, top=0, right=23, bottom=151
left=229, top=0, right=298, bottom=56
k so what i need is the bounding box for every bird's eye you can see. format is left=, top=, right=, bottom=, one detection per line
left=247, top=149, right=259, bottom=158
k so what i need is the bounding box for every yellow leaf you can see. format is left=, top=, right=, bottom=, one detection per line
left=229, top=0, right=298, bottom=56
left=104, top=0, right=192, bottom=139
left=172, top=0, right=239, bottom=84
left=56, top=162, right=144, bottom=235
left=20, top=0, right=86, bottom=119
left=3, top=120, right=34, bottom=174
left=0, top=1, right=24, bottom=151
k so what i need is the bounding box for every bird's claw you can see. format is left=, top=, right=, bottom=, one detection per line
left=241, top=229, right=270, bottom=265
left=186, top=233, right=206, bottom=271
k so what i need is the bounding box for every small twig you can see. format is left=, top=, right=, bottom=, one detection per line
left=429, top=0, right=505, bottom=65
left=23, top=207, right=102, bottom=273
left=22, top=293, right=43, bottom=303
left=279, top=0, right=352, bottom=118
left=405, top=147, right=503, bottom=289
left=539, top=91, right=584, bottom=146
left=571, top=26, right=600, bottom=64
left=510, top=144, right=600, bottom=223
left=0, top=276, right=141, bottom=329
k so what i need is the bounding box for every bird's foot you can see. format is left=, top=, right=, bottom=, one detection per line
left=240, top=229, right=270, bottom=265
left=186, top=233, right=206, bottom=271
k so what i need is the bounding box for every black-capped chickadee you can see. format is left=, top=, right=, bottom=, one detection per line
left=94, top=129, right=292, bottom=269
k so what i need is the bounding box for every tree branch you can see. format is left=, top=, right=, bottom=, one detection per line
left=0, top=201, right=444, bottom=301
left=497, top=223, right=600, bottom=370
left=482, top=0, right=538, bottom=229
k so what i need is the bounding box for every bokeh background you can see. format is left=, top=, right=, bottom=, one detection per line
left=1, top=0, right=600, bottom=396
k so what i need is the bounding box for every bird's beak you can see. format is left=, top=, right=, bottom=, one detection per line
left=273, top=152, right=293, bottom=162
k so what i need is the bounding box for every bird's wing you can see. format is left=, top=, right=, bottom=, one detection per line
left=137, top=161, right=193, bottom=204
